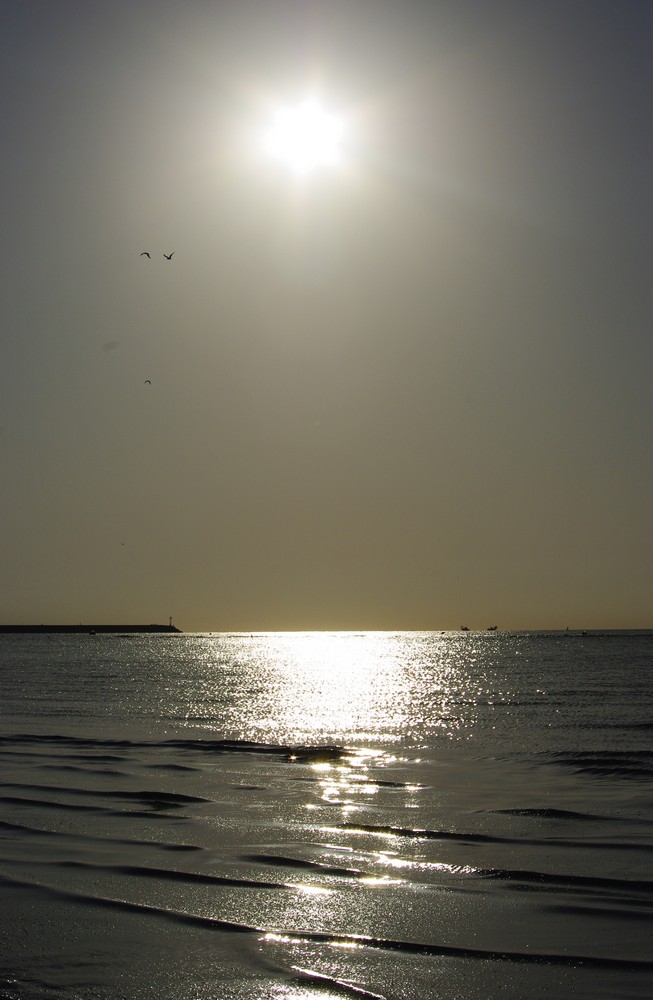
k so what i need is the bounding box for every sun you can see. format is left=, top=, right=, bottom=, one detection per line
left=263, top=99, right=344, bottom=175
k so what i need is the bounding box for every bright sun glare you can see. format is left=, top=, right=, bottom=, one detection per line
left=264, top=99, right=344, bottom=175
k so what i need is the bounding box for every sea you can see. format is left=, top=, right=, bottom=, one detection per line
left=1, top=630, right=652, bottom=1000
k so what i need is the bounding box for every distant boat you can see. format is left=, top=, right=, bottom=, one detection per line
left=460, top=626, right=470, bottom=631
left=486, top=625, right=498, bottom=631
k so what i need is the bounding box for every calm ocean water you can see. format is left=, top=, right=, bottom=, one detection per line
left=1, top=630, right=652, bottom=999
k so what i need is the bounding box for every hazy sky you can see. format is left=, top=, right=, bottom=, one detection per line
left=1, top=0, right=651, bottom=631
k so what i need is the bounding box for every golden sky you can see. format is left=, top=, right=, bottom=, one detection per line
left=1, top=0, right=651, bottom=630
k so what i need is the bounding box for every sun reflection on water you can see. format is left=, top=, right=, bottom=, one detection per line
left=241, top=631, right=423, bottom=746
left=260, top=632, right=399, bottom=735
left=179, top=630, right=491, bottom=746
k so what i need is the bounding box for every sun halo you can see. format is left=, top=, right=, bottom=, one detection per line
left=263, top=99, right=344, bottom=176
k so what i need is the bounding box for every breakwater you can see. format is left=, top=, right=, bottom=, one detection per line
left=0, top=624, right=181, bottom=634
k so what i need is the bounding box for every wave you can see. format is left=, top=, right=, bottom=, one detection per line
left=10, top=858, right=288, bottom=891
left=0, top=817, right=201, bottom=851
left=241, top=853, right=370, bottom=880
left=536, top=749, right=653, bottom=781
left=2, top=872, right=652, bottom=972
left=2, top=781, right=208, bottom=805
left=338, top=820, right=653, bottom=852
left=0, top=732, right=357, bottom=761
left=488, top=807, right=609, bottom=820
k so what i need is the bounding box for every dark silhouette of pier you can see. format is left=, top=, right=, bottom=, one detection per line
left=0, top=624, right=181, bottom=634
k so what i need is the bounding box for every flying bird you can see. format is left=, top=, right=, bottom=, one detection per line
left=163, top=252, right=175, bottom=260
left=140, top=252, right=151, bottom=257
left=144, top=380, right=151, bottom=384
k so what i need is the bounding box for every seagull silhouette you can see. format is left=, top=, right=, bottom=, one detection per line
left=163, top=252, right=175, bottom=260
left=144, top=380, right=151, bottom=384
left=140, top=252, right=151, bottom=258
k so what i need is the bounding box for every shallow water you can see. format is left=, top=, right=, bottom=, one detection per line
left=1, top=631, right=652, bottom=998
